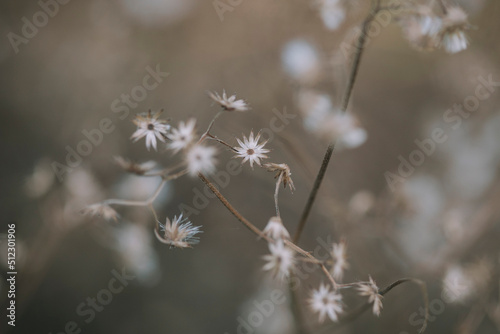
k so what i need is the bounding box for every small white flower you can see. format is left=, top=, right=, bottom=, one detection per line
left=131, top=110, right=170, bottom=151
left=208, top=90, right=249, bottom=112
left=309, top=283, right=343, bottom=323
left=234, top=131, right=270, bottom=168
left=282, top=40, right=320, bottom=82
left=154, top=214, right=202, bottom=248
left=263, top=216, right=290, bottom=240
left=114, top=156, right=156, bottom=175
left=82, top=203, right=119, bottom=221
left=331, top=241, right=348, bottom=281
left=185, top=144, right=217, bottom=177
left=167, top=118, right=197, bottom=153
left=357, top=276, right=383, bottom=317
left=262, top=241, right=295, bottom=279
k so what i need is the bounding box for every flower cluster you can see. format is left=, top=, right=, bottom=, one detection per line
left=400, top=4, right=471, bottom=54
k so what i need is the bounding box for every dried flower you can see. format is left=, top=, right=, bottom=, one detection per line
left=439, top=6, right=470, bottom=54
left=131, top=110, right=170, bottom=151
left=400, top=5, right=442, bottom=51
left=309, top=283, right=343, bottom=322
left=331, top=241, right=348, bottom=281
left=264, top=163, right=295, bottom=192
left=154, top=214, right=202, bottom=248
left=442, top=259, right=492, bottom=304
left=186, top=144, right=217, bottom=177
left=167, top=118, right=197, bottom=153
left=234, top=131, right=270, bottom=168
left=82, top=203, right=119, bottom=221
left=114, top=156, right=156, bottom=175
left=208, top=90, right=249, bottom=112
left=263, top=216, right=290, bottom=240
left=357, top=276, right=383, bottom=316
left=262, top=241, right=295, bottom=279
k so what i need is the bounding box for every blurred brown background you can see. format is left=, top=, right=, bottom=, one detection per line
left=1, top=0, right=500, bottom=333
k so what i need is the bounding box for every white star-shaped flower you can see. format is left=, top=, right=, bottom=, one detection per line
left=131, top=110, right=170, bottom=151
left=234, top=131, right=270, bottom=168
left=309, top=283, right=343, bottom=323
left=167, top=118, right=197, bottom=153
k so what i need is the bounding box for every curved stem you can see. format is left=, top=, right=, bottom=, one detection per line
left=198, top=172, right=270, bottom=241
left=293, top=1, right=381, bottom=244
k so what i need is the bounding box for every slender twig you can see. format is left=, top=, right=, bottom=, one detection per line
left=293, top=0, right=382, bottom=244
left=206, top=133, right=238, bottom=152
left=274, top=174, right=283, bottom=217
left=199, top=110, right=224, bottom=142
left=198, top=172, right=338, bottom=290
left=143, top=162, right=186, bottom=177
left=198, top=172, right=271, bottom=240
left=284, top=239, right=338, bottom=290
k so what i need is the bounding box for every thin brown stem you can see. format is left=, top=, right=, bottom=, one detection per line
left=199, top=110, right=224, bottom=142
left=293, top=1, right=382, bottom=244
left=198, top=172, right=270, bottom=241
left=199, top=172, right=338, bottom=289
left=274, top=174, right=283, bottom=217
left=206, top=133, right=238, bottom=152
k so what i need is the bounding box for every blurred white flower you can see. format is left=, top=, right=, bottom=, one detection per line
left=320, top=112, right=367, bottom=148
left=185, top=144, right=218, bottom=176
left=309, top=283, right=343, bottom=322
left=282, top=40, right=320, bottom=83
left=234, top=131, right=270, bottom=168
left=348, top=190, right=375, bottom=218
left=114, top=156, right=157, bottom=175
left=82, top=203, right=119, bottom=221
left=208, top=90, right=249, bottom=112
left=167, top=118, right=197, bottom=154
left=113, top=223, right=160, bottom=284
left=439, top=6, right=470, bottom=54
left=113, top=174, right=172, bottom=202
left=24, top=158, right=55, bottom=198
left=263, top=216, right=290, bottom=240
left=262, top=241, right=295, bottom=280
left=442, top=260, right=492, bottom=304
left=297, top=90, right=333, bottom=132
left=330, top=241, right=348, bottom=281
left=119, top=0, right=197, bottom=27
left=316, top=0, right=346, bottom=31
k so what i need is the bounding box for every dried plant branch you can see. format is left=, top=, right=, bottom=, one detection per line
left=319, top=278, right=429, bottom=334
left=199, top=172, right=339, bottom=289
